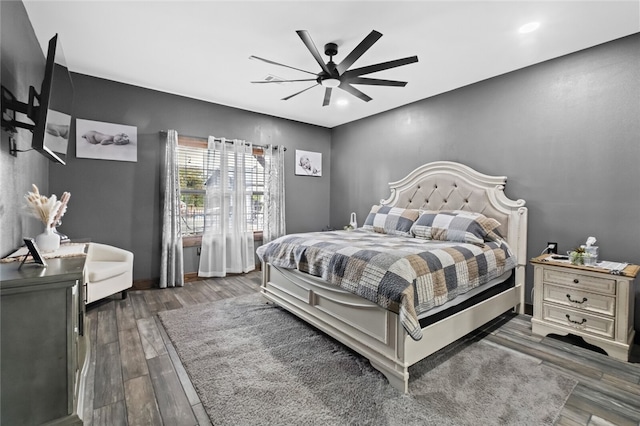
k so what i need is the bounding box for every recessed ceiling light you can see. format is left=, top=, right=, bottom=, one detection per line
left=518, top=22, right=540, bottom=34
left=336, top=99, right=349, bottom=107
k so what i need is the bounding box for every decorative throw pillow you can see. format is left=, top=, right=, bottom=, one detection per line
left=362, top=205, right=420, bottom=236
left=410, top=210, right=503, bottom=244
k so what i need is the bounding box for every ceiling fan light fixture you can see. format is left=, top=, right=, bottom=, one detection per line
left=321, top=78, right=341, bottom=88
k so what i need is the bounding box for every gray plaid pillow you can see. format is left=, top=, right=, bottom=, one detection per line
left=362, top=205, right=420, bottom=236
left=411, top=210, right=503, bottom=244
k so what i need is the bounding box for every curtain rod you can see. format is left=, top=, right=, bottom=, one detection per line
left=158, top=130, right=286, bottom=151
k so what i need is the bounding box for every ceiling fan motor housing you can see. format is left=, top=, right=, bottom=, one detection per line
left=324, top=43, right=338, bottom=57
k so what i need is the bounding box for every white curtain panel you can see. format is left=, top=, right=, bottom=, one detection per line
left=160, top=130, right=184, bottom=288
left=263, top=145, right=286, bottom=243
left=198, top=138, right=255, bottom=277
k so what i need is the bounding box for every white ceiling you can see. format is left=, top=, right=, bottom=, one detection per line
left=23, top=1, right=640, bottom=129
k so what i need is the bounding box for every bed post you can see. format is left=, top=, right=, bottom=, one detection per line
left=513, top=206, right=528, bottom=314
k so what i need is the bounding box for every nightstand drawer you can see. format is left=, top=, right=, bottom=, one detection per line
left=543, top=268, right=616, bottom=295
left=543, top=284, right=615, bottom=317
left=542, top=303, right=614, bottom=339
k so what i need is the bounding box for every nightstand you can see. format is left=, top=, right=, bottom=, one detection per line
left=530, top=255, right=638, bottom=361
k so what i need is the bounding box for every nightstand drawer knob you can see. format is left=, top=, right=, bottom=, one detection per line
left=566, top=294, right=588, bottom=304
left=573, top=279, right=579, bottom=284
left=565, top=314, right=587, bottom=325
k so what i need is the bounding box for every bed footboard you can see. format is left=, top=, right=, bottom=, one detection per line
left=261, top=263, right=410, bottom=390
left=261, top=262, right=523, bottom=393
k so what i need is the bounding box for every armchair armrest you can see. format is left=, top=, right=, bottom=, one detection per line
left=86, top=243, right=133, bottom=263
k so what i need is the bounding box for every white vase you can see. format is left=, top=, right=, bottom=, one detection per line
left=35, top=226, right=61, bottom=252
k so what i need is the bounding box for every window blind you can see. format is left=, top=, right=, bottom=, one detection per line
left=176, top=138, right=265, bottom=236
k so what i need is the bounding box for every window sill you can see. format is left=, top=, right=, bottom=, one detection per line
left=182, top=235, right=202, bottom=248
left=182, top=232, right=263, bottom=248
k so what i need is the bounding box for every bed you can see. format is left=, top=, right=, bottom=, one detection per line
left=258, top=161, right=528, bottom=393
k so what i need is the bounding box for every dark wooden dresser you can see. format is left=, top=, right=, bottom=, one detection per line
left=1, top=257, right=89, bottom=425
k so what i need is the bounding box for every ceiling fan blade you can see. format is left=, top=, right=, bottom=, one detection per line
left=249, top=55, right=318, bottom=76
left=343, top=77, right=408, bottom=87
left=338, top=83, right=372, bottom=102
left=251, top=79, right=318, bottom=83
left=282, top=83, right=319, bottom=101
left=336, top=30, right=383, bottom=75
left=296, top=30, right=332, bottom=75
left=343, top=56, right=419, bottom=78
left=322, top=88, right=332, bottom=107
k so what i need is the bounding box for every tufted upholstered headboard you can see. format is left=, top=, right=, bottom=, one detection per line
left=380, top=161, right=528, bottom=272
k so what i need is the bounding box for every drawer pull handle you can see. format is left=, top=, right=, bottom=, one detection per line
left=573, top=279, right=579, bottom=284
left=565, top=314, right=587, bottom=325
left=566, top=294, right=587, bottom=304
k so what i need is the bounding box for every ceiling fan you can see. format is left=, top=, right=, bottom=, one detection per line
left=250, top=30, right=419, bottom=107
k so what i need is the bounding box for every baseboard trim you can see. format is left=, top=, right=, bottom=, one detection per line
left=524, top=303, right=533, bottom=316
left=132, top=279, right=155, bottom=290
left=184, top=272, right=200, bottom=282
left=132, top=272, right=207, bottom=289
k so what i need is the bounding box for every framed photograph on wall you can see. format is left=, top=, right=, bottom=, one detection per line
left=76, top=118, right=137, bottom=162
left=295, top=150, right=322, bottom=177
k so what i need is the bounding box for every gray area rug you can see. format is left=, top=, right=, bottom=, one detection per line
left=158, top=293, right=577, bottom=425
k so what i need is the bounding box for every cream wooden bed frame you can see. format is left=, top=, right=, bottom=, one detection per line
left=260, top=161, right=528, bottom=393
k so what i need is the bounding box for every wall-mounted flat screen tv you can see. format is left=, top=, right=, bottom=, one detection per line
left=31, top=34, right=74, bottom=165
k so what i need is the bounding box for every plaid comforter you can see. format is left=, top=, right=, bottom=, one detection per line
left=257, top=229, right=517, bottom=340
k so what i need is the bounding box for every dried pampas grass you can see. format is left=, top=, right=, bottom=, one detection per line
left=24, top=184, right=71, bottom=228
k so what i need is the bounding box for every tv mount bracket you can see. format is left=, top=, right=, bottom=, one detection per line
left=1, top=85, right=40, bottom=132
left=1, top=85, right=40, bottom=156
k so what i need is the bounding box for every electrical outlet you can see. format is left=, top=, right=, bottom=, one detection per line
left=547, top=242, right=557, bottom=254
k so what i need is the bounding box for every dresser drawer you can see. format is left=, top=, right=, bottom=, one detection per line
left=543, top=268, right=616, bottom=295
left=542, top=303, right=614, bottom=339
left=543, top=284, right=615, bottom=317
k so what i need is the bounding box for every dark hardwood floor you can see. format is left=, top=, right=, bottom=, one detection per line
left=83, top=272, right=640, bottom=425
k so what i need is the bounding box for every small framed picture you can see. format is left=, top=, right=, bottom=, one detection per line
left=295, top=150, right=322, bottom=177
left=21, top=238, right=47, bottom=268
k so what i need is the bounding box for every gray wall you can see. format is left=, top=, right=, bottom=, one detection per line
left=2, top=0, right=331, bottom=283
left=0, top=0, right=50, bottom=256
left=330, top=34, right=640, bottom=328
left=48, top=73, right=331, bottom=282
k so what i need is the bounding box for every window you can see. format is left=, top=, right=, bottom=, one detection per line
left=176, top=136, right=265, bottom=242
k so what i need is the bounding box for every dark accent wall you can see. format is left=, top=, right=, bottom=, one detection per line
left=330, top=33, right=640, bottom=328
left=0, top=0, right=50, bottom=256
left=48, top=74, right=331, bottom=282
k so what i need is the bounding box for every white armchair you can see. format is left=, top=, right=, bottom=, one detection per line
left=84, top=243, right=134, bottom=304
